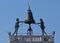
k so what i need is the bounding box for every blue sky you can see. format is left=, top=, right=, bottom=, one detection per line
left=0, top=0, right=60, bottom=43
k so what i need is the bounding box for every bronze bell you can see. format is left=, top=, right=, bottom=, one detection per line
left=25, top=3, right=35, bottom=24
